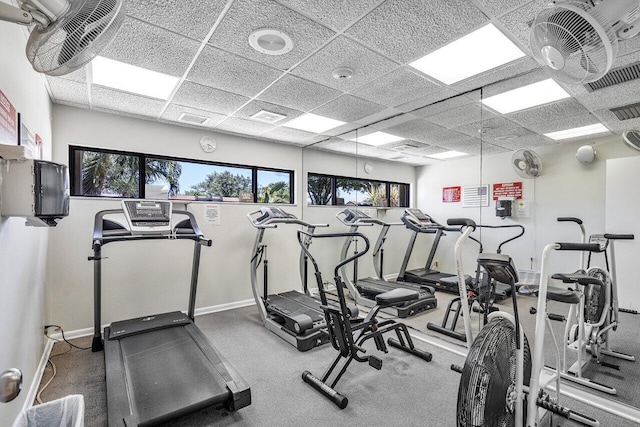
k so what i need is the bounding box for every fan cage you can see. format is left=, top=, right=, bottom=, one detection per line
left=530, top=1, right=617, bottom=84
left=26, top=0, right=125, bottom=76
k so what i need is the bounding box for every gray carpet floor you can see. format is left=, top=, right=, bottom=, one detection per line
left=35, top=300, right=640, bottom=427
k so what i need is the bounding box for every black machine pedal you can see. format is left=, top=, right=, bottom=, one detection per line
left=368, top=356, right=383, bottom=370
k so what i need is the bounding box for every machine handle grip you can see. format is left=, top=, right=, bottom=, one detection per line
left=555, top=242, right=601, bottom=252
left=447, top=218, right=476, bottom=230
left=199, top=237, right=213, bottom=247
left=604, top=233, right=634, bottom=240
left=557, top=217, right=583, bottom=224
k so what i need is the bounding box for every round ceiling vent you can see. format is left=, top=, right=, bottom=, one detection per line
left=249, top=29, right=293, bottom=56
left=332, top=67, right=354, bottom=80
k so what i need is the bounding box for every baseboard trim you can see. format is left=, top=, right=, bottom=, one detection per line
left=23, top=338, right=54, bottom=411
left=48, top=299, right=257, bottom=340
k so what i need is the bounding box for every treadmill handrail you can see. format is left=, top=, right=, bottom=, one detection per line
left=298, top=229, right=370, bottom=279
left=247, top=207, right=329, bottom=229
left=336, top=208, right=403, bottom=228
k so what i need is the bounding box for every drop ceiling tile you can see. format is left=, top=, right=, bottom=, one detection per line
left=492, top=134, right=557, bottom=150
left=188, top=46, right=283, bottom=97
left=475, top=0, right=535, bottom=18
left=353, top=107, right=403, bottom=126
left=423, top=128, right=474, bottom=147
left=160, top=104, right=227, bottom=128
left=350, top=67, right=444, bottom=108
left=233, top=100, right=303, bottom=125
left=523, top=113, right=605, bottom=134
left=481, top=143, right=510, bottom=155
left=346, top=0, right=487, bottom=63
left=311, top=95, right=386, bottom=122
left=575, top=80, right=640, bottom=112
left=216, top=117, right=277, bottom=136
left=376, top=119, right=450, bottom=144
left=291, top=36, right=399, bottom=92
left=47, top=77, right=89, bottom=106
left=395, top=88, right=462, bottom=113
left=443, top=138, right=483, bottom=155
left=100, top=17, right=200, bottom=77
left=278, top=0, right=381, bottom=31
left=411, top=93, right=475, bottom=119
left=59, top=67, right=87, bottom=83
left=498, top=0, right=549, bottom=55
left=424, top=103, right=499, bottom=129
left=261, top=127, right=317, bottom=145
left=506, top=99, right=590, bottom=128
left=257, top=74, right=342, bottom=111
left=481, top=68, right=550, bottom=98
left=370, top=113, right=417, bottom=131
left=451, top=57, right=540, bottom=94
left=124, top=0, right=227, bottom=41
left=454, top=116, right=524, bottom=139
left=172, top=81, right=250, bottom=115
left=209, top=0, right=335, bottom=70
left=319, top=122, right=361, bottom=137
left=592, top=109, right=640, bottom=134
left=618, top=34, right=640, bottom=57
left=91, top=87, right=165, bottom=118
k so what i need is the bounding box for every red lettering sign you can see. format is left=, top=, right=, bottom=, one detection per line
left=443, top=186, right=461, bottom=203
left=0, top=89, right=17, bottom=146
left=492, top=182, right=523, bottom=200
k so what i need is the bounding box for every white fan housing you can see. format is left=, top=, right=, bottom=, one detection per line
left=512, top=149, right=542, bottom=179
left=0, top=0, right=124, bottom=76
left=530, top=0, right=640, bottom=84
left=622, top=129, right=640, bottom=152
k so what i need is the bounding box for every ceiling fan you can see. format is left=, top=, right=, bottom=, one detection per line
left=530, top=0, right=640, bottom=84
left=0, top=0, right=125, bottom=76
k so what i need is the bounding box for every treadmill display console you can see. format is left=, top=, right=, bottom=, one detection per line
left=122, top=200, right=172, bottom=234
left=265, top=207, right=291, bottom=218
left=406, top=209, right=432, bottom=223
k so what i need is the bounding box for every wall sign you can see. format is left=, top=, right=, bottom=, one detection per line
left=462, top=185, right=489, bottom=208
left=492, top=182, right=522, bottom=201
left=0, top=89, right=17, bottom=146
left=442, top=186, right=461, bottom=203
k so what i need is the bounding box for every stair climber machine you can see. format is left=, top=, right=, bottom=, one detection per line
left=336, top=208, right=437, bottom=317
left=427, top=223, right=525, bottom=342
left=248, top=206, right=357, bottom=352
left=397, top=208, right=473, bottom=294
left=90, top=200, right=250, bottom=427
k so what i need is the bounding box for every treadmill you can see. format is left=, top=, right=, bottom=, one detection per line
left=248, top=206, right=356, bottom=352
left=337, top=209, right=437, bottom=317
left=397, top=208, right=472, bottom=294
left=91, top=200, right=251, bottom=426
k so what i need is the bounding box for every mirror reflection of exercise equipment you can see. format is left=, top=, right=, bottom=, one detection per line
left=336, top=208, right=437, bottom=318
left=551, top=217, right=636, bottom=395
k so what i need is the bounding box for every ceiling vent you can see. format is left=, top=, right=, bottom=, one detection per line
left=610, top=102, right=640, bottom=121
left=393, top=142, right=421, bottom=151
left=585, top=61, right=640, bottom=92
left=178, top=113, right=209, bottom=125
left=249, top=29, right=293, bottom=56
left=250, top=110, right=287, bottom=124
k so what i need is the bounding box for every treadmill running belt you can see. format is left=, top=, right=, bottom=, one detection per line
left=119, top=327, right=230, bottom=426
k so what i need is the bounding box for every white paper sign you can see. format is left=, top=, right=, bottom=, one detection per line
left=204, top=204, right=221, bottom=226
left=516, top=199, right=530, bottom=218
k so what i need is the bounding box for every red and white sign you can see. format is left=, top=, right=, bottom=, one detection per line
left=0, top=89, right=17, bottom=146
left=493, top=182, right=523, bottom=200
left=442, top=186, right=461, bottom=203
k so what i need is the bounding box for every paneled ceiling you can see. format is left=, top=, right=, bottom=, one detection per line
left=45, top=0, right=640, bottom=166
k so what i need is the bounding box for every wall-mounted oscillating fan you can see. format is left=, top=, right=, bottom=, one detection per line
left=622, top=129, right=640, bottom=152
left=512, top=149, right=542, bottom=179
left=530, top=0, right=640, bottom=84
left=0, top=0, right=125, bottom=76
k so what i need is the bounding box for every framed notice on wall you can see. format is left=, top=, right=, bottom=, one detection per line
left=462, top=185, right=489, bottom=208
left=0, top=89, right=18, bottom=145
left=442, top=186, right=461, bottom=203
left=18, top=113, right=40, bottom=159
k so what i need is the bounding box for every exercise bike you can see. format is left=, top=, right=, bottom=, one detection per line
left=427, top=223, right=524, bottom=343
left=455, top=220, right=600, bottom=426
left=552, top=217, right=636, bottom=394
left=297, top=229, right=432, bottom=409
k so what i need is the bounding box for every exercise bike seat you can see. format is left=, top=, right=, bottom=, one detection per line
left=551, top=273, right=603, bottom=287
left=546, top=286, right=581, bottom=304
left=375, top=288, right=419, bottom=308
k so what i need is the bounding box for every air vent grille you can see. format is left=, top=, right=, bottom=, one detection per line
left=611, top=102, right=640, bottom=121
left=585, top=62, right=640, bottom=91
left=178, top=113, right=209, bottom=125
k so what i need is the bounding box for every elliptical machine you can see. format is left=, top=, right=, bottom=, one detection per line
left=551, top=217, right=636, bottom=394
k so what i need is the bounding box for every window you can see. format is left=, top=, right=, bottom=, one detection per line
left=70, top=146, right=293, bottom=203
left=307, top=173, right=409, bottom=207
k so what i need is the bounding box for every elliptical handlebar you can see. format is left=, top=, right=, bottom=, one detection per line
left=604, top=233, right=634, bottom=240
left=447, top=218, right=476, bottom=230
left=557, top=217, right=583, bottom=225
left=555, top=242, right=602, bottom=252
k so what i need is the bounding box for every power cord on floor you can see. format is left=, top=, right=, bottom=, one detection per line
left=36, top=325, right=91, bottom=404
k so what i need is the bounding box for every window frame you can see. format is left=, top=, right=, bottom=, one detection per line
left=307, top=172, right=410, bottom=207
left=69, top=145, right=295, bottom=204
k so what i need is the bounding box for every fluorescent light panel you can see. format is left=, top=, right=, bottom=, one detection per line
left=483, top=79, right=571, bottom=114
left=351, top=131, right=404, bottom=146
left=544, top=123, right=609, bottom=140
left=409, top=24, right=525, bottom=85
left=92, top=56, right=180, bottom=100
left=282, top=113, right=345, bottom=133
left=427, top=150, right=468, bottom=159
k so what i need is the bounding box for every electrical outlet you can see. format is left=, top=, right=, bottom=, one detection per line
left=434, top=261, right=439, bottom=269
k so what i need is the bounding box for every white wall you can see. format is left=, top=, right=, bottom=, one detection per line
left=416, top=136, right=639, bottom=298
left=0, top=19, right=53, bottom=425
left=49, top=106, right=419, bottom=331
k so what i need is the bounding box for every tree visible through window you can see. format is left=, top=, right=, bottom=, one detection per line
left=307, top=173, right=409, bottom=207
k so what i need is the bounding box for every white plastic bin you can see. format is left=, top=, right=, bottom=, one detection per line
left=12, top=395, right=84, bottom=427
